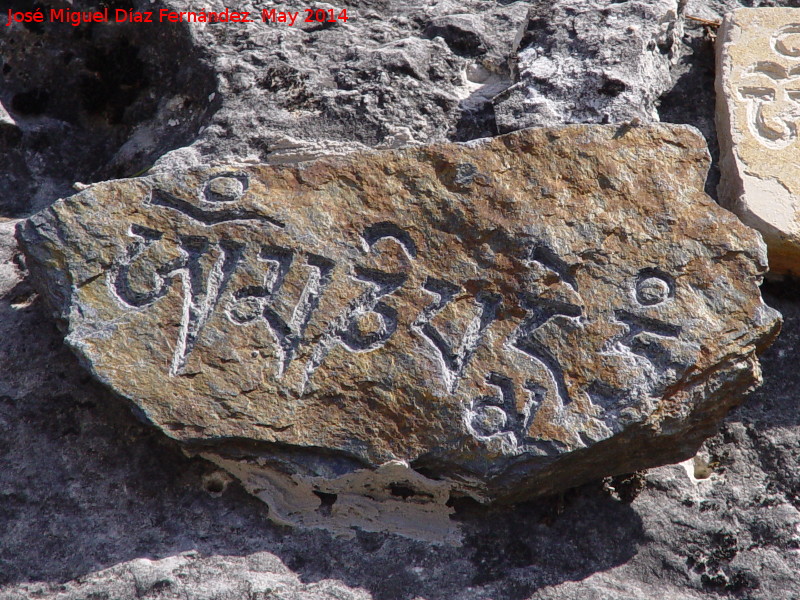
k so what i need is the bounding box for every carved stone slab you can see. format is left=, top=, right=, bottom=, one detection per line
left=717, top=8, right=800, bottom=275
left=18, top=125, right=779, bottom=537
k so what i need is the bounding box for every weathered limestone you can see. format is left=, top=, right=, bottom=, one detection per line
left=495, top=0, right=683, bottom=132
left=717, top=8, right=800, bottom=274
left=17, top=125, right=779, bottom=539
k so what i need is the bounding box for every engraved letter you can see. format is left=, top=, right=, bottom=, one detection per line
left=230, top=246, right=335, bottom=377
left=413, top=277, right=500, bottom=393
left=306, top=223, right=415, bottom=377
left=111, top=225, right=181, bottom=308
left=171, top=237, right=244, bottom=375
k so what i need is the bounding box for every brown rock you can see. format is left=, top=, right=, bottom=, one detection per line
left=18, top=125, right=779, bottom=540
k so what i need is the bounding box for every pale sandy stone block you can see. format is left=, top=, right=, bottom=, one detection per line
left=717, top=8, right=800, bottom=274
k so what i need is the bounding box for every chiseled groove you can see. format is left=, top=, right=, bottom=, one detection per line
left=150, top=188, right=285, bottom=228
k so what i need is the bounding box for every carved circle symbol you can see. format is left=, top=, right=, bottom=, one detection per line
left=773, top=24, right=800, bottom=58
left=636, top=275, right=671, bottom=306
left=204, top=174, right=248, bottom=203
left=471, top=405, right=507, bottom=437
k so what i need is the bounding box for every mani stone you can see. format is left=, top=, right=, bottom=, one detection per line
left=18, top=125, right=779, bottom=541
left=717, top=8, right=800, bottom=275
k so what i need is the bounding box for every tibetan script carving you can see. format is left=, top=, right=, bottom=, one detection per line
left=718, top=9, right=800, bottom=274
left=18, top=125, right=779, bottom=503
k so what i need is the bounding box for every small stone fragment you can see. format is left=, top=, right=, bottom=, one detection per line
left=17, top=125, right=779, bottom=539
left=717, top=8, right=800, bottom=275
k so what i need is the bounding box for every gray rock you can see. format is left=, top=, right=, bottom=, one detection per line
left=3, top=552, right=373, bottom=600
left=494, top=0, right=684, bottom=132
left=0, top=0, right=216, bottom=217
left=155, top=0, right=529, bottom=170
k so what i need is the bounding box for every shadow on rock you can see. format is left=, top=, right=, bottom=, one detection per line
left=741, top=281, right=800, bottom=430
left=658, top=20, right=719, bottom=199
left=0, top=0, right=217, bottom=219
left=720, top=282, right=800, bottom=512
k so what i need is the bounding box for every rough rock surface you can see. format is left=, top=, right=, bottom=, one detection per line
left=717, top=8, right=800, bottom=275
left=494, top=0, right=683, bottom=132
left=150, top=0, right=531, bottom=167
left=17, top=124, right=780, bottom=539
left=0, top=0, right=217, bottom=218
left=0, top=0, right=532, bottom=220
left=3, top=0, right=800, bottom=597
